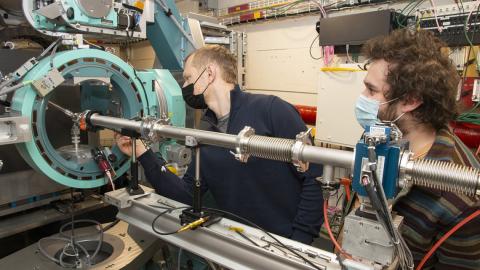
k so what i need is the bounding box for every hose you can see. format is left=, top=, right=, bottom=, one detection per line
left=37, top=219, right=104, bottom=268
left=59, top=219, right=104, bottom=263
left=323, top=200, right=352, bottom=260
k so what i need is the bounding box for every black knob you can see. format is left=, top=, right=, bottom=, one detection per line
left=66, top=7, right=74, bottom=20
left=108, top=154, right=117, bottom=163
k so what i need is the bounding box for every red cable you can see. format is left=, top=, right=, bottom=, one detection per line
left=340, top=178, right=352, bottom=201
left=416, top=210, right=480, bottom=270
left=323, top=200, right=353, bottom=260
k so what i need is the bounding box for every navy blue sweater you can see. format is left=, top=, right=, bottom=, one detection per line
left=138, top=86, right=324, bottom=244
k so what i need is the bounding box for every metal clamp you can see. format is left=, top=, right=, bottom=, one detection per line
left=185, top=136, right=198, bottom=148
left=291, top=128, right=312, bottom=172
left=233, top=126, right=255, bottom=163
left=397, top=150, right=413, bottom=189
left=0, top=160, right=3, bottom=171
left=140, top=116, right=169, bottom=144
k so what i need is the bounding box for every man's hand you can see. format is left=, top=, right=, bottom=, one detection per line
left=114, top=133, right=148, bottom=157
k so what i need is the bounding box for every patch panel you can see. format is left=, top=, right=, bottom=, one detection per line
left=418, top=3, right=480, bottom=46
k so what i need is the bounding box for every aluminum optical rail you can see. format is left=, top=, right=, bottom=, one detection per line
left=104, top=186, right=346, bottom=270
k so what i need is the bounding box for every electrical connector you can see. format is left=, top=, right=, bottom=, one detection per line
left=177, top=217, right=209, bottom=233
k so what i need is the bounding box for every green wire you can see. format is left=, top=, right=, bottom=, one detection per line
left=463, top=2, right=480, bottom=50
left=273, top=0, right=311, bottom=16
left=464, top=13, right=475, bottom=48
left=397, top=0, right=425, bottom=28
left=457, top=102, right=480, bottom=125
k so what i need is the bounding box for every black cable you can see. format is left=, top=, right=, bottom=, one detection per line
left=149, top=204, right=323, bottom=269
left=327, top=192, right=344, bottom=237
left=50, top=43, right=59, bottom=68
left=366, top=146, right=397, bottom=238
left=330, top=189, right=339, bottom=197
left=334, top=191, right=344, bottom=209
left=133, top=68, right=150, bottom=115
left=235, top=231, right=261, bottom=247
left=202, top=207, right=323, bottom=270
left=151, top=206, right=190, bottom=235
left=309, top=34, right=322, bottom=60
left=39, top=37, right=62, bottom=60
left=363, top=180, right=394, bottom=236
left=70, top=189, right=76, bottom=243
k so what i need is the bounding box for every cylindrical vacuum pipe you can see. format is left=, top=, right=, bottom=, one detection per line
left=87, top=113, right=480, bottom=196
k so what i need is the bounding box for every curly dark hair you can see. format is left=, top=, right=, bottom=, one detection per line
left=362, top=29, right=459, bottom=131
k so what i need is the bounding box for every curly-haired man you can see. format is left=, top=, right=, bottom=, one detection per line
left=356, top=29, right=480, bottom=269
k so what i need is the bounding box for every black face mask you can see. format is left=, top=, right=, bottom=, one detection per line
left=182, top=68, right=209, bottom=109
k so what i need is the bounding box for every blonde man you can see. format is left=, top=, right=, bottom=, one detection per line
left=117, top=45, right=324, bottom=244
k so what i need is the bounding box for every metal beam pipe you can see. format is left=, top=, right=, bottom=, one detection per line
left=301, top=145, right=354, bottom=169
left=89, top=113, right=356, bottom=168
left=404, top=159, right=480, bottom=197
left=322, top=165, right=335, bottom=183
left=89, top=114, right=143, bottom=132
left=88, top=114, right=480, bottom=196
left=89, top=113, right=239, bottom=148
left=153, top=124, right=238, bottom=149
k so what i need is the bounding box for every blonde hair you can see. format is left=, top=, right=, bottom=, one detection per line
left=188, top=45, right=237, bottom=84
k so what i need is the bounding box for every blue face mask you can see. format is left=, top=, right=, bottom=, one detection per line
left=355, top=95, right=380, bottom=129
left=355, top=95, right=403, bottom=129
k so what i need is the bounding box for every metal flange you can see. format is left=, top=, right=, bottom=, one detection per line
left=292, top=128, right=312, bottom=172
left=233, top=126, right=255, bottom=163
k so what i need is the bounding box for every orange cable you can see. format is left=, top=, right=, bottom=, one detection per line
left=323, top=200, right=353, bottom=260
left=416, top=210, right=480, bottom=270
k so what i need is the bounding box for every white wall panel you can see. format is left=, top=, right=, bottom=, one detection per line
left=232, top=15, right=323, bottom=104
left=315, top=68, right=366, bottom=147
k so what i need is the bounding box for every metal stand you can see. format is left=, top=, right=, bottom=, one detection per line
left=179, top=136, right=221, bottom=227
left=123, top=129, right=144, bottom=195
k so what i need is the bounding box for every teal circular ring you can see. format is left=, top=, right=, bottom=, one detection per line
left=12, top=49, right=150, bottom=189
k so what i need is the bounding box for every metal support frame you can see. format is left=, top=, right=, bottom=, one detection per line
left=105, top=186, right=343, bottom=270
